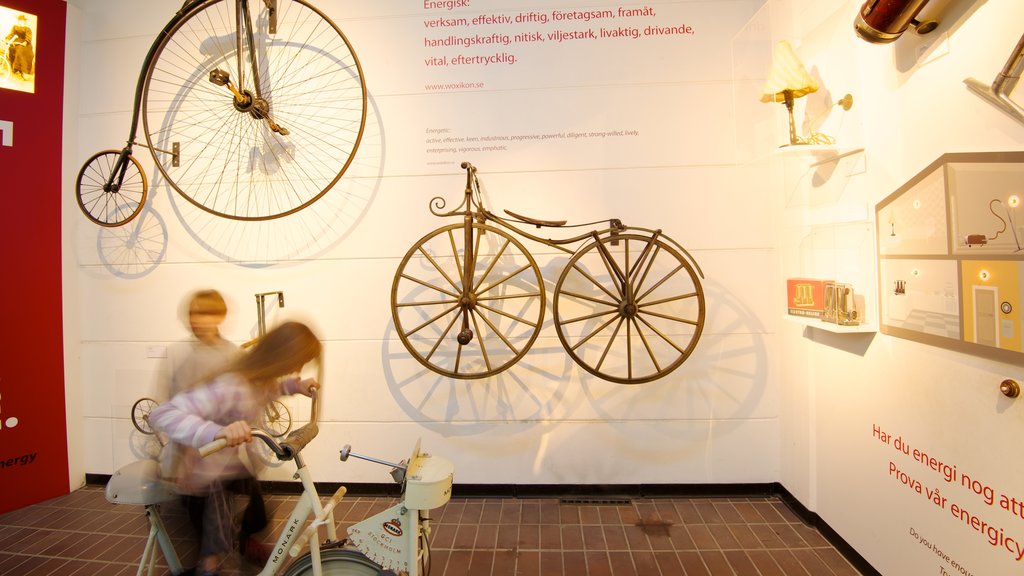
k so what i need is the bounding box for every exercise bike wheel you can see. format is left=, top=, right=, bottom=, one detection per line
left=131, top=397, right=159, bottom=435
left=392, top=222, right=545, bottom=379
left=281, top=547, right=380, bottom=575
left=553, top=231, right=705, bottom=384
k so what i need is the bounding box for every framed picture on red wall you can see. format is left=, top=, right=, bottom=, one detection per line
left=0, top=5, right=37, bottom=93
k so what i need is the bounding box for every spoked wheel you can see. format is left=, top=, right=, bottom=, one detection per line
left=392, top=223, right=545, bottom=379
left=131, top=397, right=159, bottom=435
left=261, top=399, right=292, bottom=437
left=141, top=0, right=367, bottom=220
left=76, top=150, right=148, bottom=227
left=553, top=232, right=705, bottom=384
left=281, top=547, right=381, bottom=575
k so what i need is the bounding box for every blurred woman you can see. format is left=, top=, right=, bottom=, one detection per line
left=150, top=321, right=321, bottom=576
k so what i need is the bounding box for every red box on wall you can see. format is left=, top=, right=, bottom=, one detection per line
left=787, top=278, right=829, bottom=318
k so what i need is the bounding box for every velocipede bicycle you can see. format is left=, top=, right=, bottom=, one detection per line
left=391, top=162, right=706, bottom=384
left=76, top=0, right=367, bottom=227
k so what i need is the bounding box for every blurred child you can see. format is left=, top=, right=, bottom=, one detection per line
left=159, top=289, right=240, bottom=401
left=150, top=321, right=321, bottom=576
left=156, top=289, right=251, bottom=571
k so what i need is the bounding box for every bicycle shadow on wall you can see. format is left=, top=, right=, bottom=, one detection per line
left=380, top=329, right=576, bottom=438
left=169, top=166, right=381, bottom=265
left=164, top=99, right=382, bottom=265
left=382, top=255, right=578, bottom=436
left=157, top=38, right=381, bottom=265
left=127, top=421, right=162, bottom=464
left=95, top=204, right=169, bottom=279
left=378, top=282, right=766, bottom=477
left=517, top=280, right=770, bottom=483
left=577, top=277, right=769, bottom=438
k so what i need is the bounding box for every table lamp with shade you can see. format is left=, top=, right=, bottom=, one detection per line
left=760, top=40, right=820, bottom=146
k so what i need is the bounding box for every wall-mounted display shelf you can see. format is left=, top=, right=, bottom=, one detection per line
left=777, top=146, right=866, bottom=209
left=783, top=220, right=878, bottom=334
left=777, top=145, right=876, bottom=337
left=774, top=144, right=864, bottom=164
left=785, top=313, right=877, bottom=333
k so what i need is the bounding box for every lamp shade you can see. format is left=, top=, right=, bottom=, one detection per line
left=760, top=40, right=818, bottom=102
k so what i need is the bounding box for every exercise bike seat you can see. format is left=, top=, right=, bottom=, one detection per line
left=105, top=459, right=178, bottom=506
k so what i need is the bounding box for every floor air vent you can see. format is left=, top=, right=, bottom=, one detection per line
left=559, top=497, right=633, bottom=505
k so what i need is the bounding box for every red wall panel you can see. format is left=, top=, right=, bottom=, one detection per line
left=0, top=0, right=69, bottom=514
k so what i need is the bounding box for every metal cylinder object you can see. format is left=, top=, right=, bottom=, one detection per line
left=855, top=0, right=938, bottom=44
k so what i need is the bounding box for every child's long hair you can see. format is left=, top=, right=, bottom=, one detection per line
left=227, top=321, right=321, bottom=391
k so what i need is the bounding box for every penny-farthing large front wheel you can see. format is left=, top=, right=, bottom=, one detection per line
left=553, top=232, right=705, bottom=384
left=392, top=223, right=545, bottom=379
left=141, top=0, right=367, bottom=220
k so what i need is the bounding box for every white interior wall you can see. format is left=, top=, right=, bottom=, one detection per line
left=61, top=0, right=1024, bottom=572
left=62, top=0, right=778, bottom=487
left=62, top=0, right=85, bottom=492
left=766, top=0, right=1024, bottom=574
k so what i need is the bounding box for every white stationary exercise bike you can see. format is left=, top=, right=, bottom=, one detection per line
left=105, top=389, right=454, bottom=576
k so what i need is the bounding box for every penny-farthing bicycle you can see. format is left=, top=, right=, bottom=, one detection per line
left=76, top=0, right=367, bottom=227
left=391, top=162, right=706, bottom=384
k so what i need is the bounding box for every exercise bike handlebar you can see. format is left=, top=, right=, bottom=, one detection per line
left=199, top=387, right=320, bottom=459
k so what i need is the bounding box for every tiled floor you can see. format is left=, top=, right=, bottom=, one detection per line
left=0, top=485, right=866, bottom=575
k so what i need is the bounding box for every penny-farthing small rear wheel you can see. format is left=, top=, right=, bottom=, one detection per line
left=261, top=399, right=292, bottom=438
left=76, top=150, right=148, bottom=227
left=131, top=397, right=159, bottom=435
left=553, top=232, right=705, bottom=384
left=392, top=222, right=545, bottom=379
